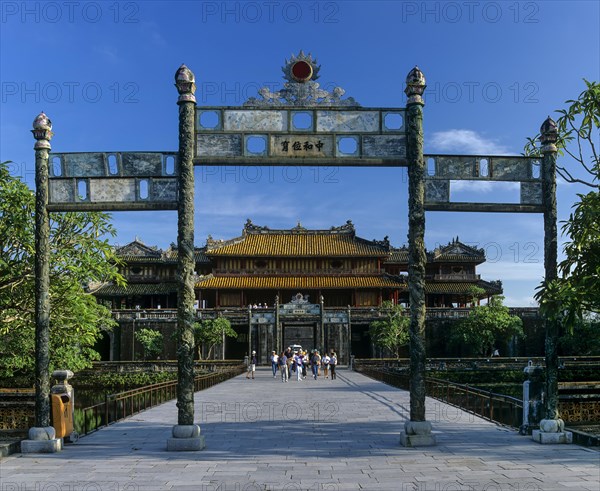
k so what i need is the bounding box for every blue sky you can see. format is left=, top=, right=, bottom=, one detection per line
left=1, top=1, right=599, bottom=306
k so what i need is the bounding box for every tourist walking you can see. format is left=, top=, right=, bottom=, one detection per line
left=294, top=351, right=304, bottom=381
left=271, top=350, right=279, bottom=377
left=330, top=351, right=337, bottom=380
left=246, top=350, right=257, bottom=379
left=301, top=351, right=308, bottom=379
left=322, top=353, right=330, bottom=378
left=286, top=351, right=293, bottom=380
left=311, top=350, right=321, bottom=380
left=279, top=351, right=288, bottom=382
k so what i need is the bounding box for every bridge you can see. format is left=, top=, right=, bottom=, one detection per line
left=2, top=369, right=598, bottom=490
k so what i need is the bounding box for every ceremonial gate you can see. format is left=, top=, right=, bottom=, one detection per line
left=28, top=51, right=559, bottom=451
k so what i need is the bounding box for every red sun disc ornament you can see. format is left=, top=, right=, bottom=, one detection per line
left=291, top=61, right=313, bottom=82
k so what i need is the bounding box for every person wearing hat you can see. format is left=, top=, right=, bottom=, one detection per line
left=246, top=350, right=257, bottom=379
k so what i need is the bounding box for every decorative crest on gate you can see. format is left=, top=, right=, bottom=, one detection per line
left=244, top=51, right=360, bottom=107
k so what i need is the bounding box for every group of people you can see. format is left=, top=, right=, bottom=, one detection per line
left=249, top=303, right=271, bottom=309
left=270, top=347, right=337, bottom=382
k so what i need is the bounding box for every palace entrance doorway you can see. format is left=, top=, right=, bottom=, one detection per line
left=282, top=322, right=317, bottom=352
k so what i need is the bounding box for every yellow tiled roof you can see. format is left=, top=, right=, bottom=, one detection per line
left=425, top=281, right=502, bottom=295
left=95, top=282, right=178, bottom=296
left=196, top=275, right=406, bottom=290
left=206, top=234, right=389, bottom=258
left=385, top=249, right=409, bottom=263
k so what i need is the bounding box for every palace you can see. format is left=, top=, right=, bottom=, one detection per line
left=94, top=220, right=503, bottom=363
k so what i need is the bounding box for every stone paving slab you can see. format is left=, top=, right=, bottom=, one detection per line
left=1, top=368, right=598, bottom=490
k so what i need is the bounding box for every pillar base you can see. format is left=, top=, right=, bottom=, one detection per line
left=532, top=418, right=572, bottom=444
left=166, top=424, right=205, bottom=451
left=400, top=421, right=437, bottom=447
left=532, top=430, right=573, bottom=444
left=21, top=427, right=62, bottom=454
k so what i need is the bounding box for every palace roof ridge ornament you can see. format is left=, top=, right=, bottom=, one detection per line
left=243, top=51, right=360, bottom=107
left=240, top=219, right=359, bottom=236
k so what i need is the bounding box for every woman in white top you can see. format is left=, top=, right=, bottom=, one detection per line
left=322, top=353, right=331, bottom=378
left=329, top=352, right=337, bottom=380
left=270, top=350, right=279, bottom=378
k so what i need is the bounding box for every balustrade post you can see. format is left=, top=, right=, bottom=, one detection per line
left=105, top=394, right=109, bottom=426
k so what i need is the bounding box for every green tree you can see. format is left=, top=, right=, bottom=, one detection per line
left=0, top=161, right=124, bottom=378
left=193, top=317, right=237, bottom=359
left=525, top=79, right=599, bottom=188
left=450, top=296, right=524, bottom=357
left=525, top=80, right=600, bottom=329
left=536, top=191, right=600, bottom=329
left=558, top=314, right=600, bottom=356
left=135, top=328, right=164, bottom=360
left=369, top=300, right=410, bottom=358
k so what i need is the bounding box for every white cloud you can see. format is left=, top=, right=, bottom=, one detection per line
left=450, top=180, right=519, bottom=193
left=429, top=129, right=509, bottom=155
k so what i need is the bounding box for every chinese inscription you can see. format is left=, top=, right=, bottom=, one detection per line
left=271, top=135, right=334, bottom=158
left=281, top=139, right=325, bottom=153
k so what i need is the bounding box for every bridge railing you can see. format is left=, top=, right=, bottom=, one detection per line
left=353, top=356, right=600, bottom=370
left=110, top=307, right=543, bottom=322
left=356, top=365, right=523, bottom=428
left=78, top=363, right=245, bottom=437
left=88, top=359, right=245, bottom=374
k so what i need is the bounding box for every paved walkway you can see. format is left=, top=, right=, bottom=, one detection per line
left=1, top=368, right=598, bottom=490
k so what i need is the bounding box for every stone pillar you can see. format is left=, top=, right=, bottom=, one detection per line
left=400, top=67, right=436, bottom=447
left=275, top=295, right=280, bottom=352
left=22, top=113, right=62, bottom=454
left=347, top=306, right=352, bottom=367
left=319, top=295, right=325, bottom=351
left=533, top=116, right=572, bottom=444
left=521, top=361, right=544, bottom=434
left=168, top=65, right=204, bottom=451
left=248, top=305, right=252, bottom=355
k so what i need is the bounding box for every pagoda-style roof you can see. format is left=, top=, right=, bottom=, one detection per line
left=95, top=282, right=178, bottom=296
left=163, top=244, right=210, bottom=264
left=425, top=279, right=502, bottom=296
left=430, top=238, right=486, bottom=264
left=385, top=247, right=409, bottom=264
left=196, top=274, right=405, bottom=290
left=385, top=238, right=486, bottom=265
left=115, top=240, right=210, bottom=264
left=205, top=220, right=390, bottom=258
left=115, top=239, right=162, bottom=260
